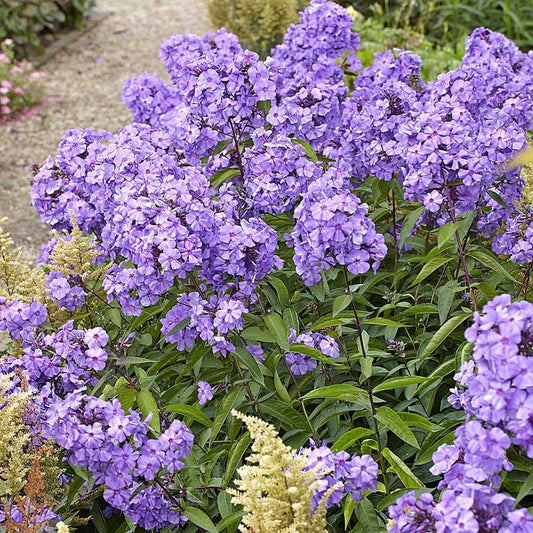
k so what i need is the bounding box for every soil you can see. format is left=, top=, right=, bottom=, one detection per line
left=0, top=0, right=211, bottom=263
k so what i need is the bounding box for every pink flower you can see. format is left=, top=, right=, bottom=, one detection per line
left=0, top=96, right=9, bottom=105
left=1, top=106, right=11, bottom=115
left=1, top=80, right=12, bottom=89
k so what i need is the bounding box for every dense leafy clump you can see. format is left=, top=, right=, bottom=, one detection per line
left=1, top=1, right=533, bottom=531
left=0, top=38, right=47, bottom=121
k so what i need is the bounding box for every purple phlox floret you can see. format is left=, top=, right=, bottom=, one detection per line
left=197, top=381, right=213, bottom=405
left=246, top=344, right=264, bottom=362
left=46, top=271, right=86, bottom=312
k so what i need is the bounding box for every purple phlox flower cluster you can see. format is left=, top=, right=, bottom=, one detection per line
left=287, top=169, right=387, bottom=286
left=285, top=329, right=340, bottom=376
left=5, top=320, right=108, bottom=402
left=0, top=298, right=47, bottom=340
left=197, top=380, right=213, bottom=405
left=158, top=29, right=274, bottom=162
left=302, top=440, right=378, bottom=510
left=492, top=205, right=533, bottom=265
left=388, top=420, right=530, bottom=532
left=31, top=128, right=112, bottom=234
left=325, top=50, right=422, bottom=181
left=396, top=29, right=533, bottom=230
left=33, top=122, right=281, bottom=347
left=45, top=271, right=86, bottom=311
left=266, top=0, right=360, bottom=152
left=48, top=391, right=193, bottom=530
left=430, top=420, right=512, bottom=489
left=387, top=491, right=436, bottom=533
left=450, top=294, right=533, bottom=456
left=388, top=487, right=533, bottom=533
left=161, top=292, right=246, bottom=356
left=122, top=72, right=182, bottom=128
left=389, top=295, right=533, bottom=532
left=241, top=128, right=323, bottom=215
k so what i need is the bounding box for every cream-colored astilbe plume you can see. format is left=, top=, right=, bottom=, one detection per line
left=0, top=373, right=33, bottom=497
left=0, top=220, right=46, bottom=304
left=56, top=522, right=70, bottom=533
left=47, top=215, right=99, bottom=281
left=228, top=410, right=336, bottom=533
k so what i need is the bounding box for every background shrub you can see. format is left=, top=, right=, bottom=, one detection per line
left=0, top=0, right=95, bottom=59
left=206, top=0, right=303, bottom=57
left=340, top=0, right=533, bottom=50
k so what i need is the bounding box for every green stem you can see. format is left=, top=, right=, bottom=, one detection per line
left=343, top=266, right=389, bottom=493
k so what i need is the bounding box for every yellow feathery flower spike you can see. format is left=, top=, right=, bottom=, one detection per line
left=47, top=214, right=99, bottom=281
left=228, top=410, right=338, bottom=533
left=0, top=373, right=33, bottom=497
left=0, top=220, right=46, bottom=304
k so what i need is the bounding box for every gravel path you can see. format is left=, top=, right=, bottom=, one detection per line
left=0, top=0, right=211, bottom=262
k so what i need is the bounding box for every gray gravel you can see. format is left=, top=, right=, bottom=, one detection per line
left=0, top=0, right=211, bottom=262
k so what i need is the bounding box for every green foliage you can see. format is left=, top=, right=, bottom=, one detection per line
left=32, top=168, right=531, bottom=531
left=0, top=0, right=95, bottom=59
left=342, top=0, right=533, bottom=50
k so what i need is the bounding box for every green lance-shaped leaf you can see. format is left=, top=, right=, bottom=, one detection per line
left=136, top=389, right=160, bottom=432
left=410, top=256, right=454, bottom=286
left=375, top=406, right=420, bottom=449
left=374, top=376, right=428, bottom=393
left=223, top=432, right=252, bottom=487
left=302, top=384, right=371, bottom=410
left=418, top=313, right=471, bottom=363
left=165, top=404, right=213, bottom=427
left=183, top=507, right=218, bottom=533
left=263, top=312, right=290, bottom=351
left=382, top=447, right=424, bottom=487
left=467, top=249, right=518, bottom=283
left=332, top=427, right=375, bottom=452
left=210, top=387, right=243, bottom=444
left=333, top=294, right=353, bottom=317
left=399, top=206, right=425, bottom=246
